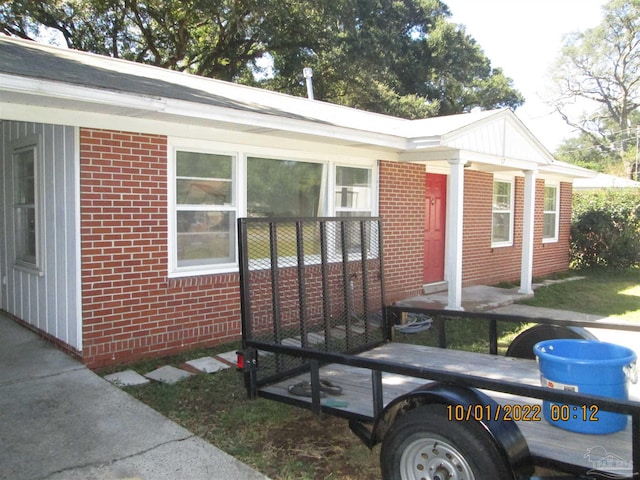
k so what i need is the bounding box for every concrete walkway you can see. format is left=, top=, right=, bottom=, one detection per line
left=0, top=314, right=270, bottom=480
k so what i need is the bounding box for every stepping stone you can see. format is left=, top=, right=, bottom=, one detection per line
left=282, top=337, right=301, bottom=347
left=307, top=332, right=325, bottom=345
left=144, top=365, right=192, bottom=384
left=104, top=369, right=150, bottom=387
left=185, top=356, right=230, bottom=374
left=215, top=350, right=239, bottom=365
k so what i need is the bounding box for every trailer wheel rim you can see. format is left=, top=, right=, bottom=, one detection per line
left=399, top=436, right=475, bottom=480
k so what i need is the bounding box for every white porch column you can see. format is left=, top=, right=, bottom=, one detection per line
left=519, top=169, right=537, bottom=294
left=445, top=158, right=466, bottom=310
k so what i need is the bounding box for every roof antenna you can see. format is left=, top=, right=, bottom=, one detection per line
left=303, top=67, right=314, bottom=100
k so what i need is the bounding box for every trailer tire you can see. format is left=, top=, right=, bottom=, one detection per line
left=506, top=324, right=597, bottom=359
left=380, top=403, right=513, bottom=480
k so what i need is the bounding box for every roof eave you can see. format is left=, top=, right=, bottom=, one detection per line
left=541, top=160, right=598, bottom=179
left=0, top=73, right=410, bottom=151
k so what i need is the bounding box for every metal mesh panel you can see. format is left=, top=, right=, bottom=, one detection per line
left=238, top=217, right=385, bottom=383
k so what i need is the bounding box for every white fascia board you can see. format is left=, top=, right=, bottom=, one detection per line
left=399, top=147, right=544, bottom=171
left=399, top=148, right=459, bottom=163
left=159, top=96, right=409, bottom=150
left=540, top=161, right=598, bottom=180
left=0, top=73, right=409, bottom=151
left=0, top=73, right=167, bottom=111
left=406, top=136, right=443, bottom=149
left=1, top=103, right=395, bottom=162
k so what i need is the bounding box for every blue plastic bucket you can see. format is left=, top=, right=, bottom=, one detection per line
left=533, top=339, right=637, bottom=434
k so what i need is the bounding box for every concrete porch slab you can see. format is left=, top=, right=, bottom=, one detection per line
left=397, top=285, right=533, bottom=312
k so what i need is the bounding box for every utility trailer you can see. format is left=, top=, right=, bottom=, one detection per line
left=236, top=217, right=640, bottom=480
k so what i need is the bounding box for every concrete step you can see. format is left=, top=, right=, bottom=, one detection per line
left=423, top=281, right=448, bottom=295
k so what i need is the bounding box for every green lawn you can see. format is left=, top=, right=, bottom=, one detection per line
left=520, top=268, right=640, bottom=321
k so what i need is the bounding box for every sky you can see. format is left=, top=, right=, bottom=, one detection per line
left=443, top=0, right=608, bottom=152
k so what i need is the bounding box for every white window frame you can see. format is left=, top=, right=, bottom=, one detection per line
left=12, top=134, right=44, bottom=275
left=491, top=177, right=514, bottom=248
left=167, top=137, right=378, bottom=277
left=334, top=164, right=375, bottom=217
left=542, top=183, right=560, bottom=243
left=168, top=139, right=239, bottom=277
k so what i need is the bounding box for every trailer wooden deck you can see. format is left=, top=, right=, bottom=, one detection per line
left=260, top=342, right=639, bottom=477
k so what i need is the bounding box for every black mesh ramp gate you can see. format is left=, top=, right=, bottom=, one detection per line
left=238, top=217, right=386, bottom=386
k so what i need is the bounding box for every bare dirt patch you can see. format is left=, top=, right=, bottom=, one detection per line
left=263, top=413, right=381, bottom=479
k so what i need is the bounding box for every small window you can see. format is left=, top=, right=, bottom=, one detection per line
left=13, top=139, right=41, bottom=271
left=335, top=166, right=372, bottom=217
left=175, top=151, right=236, bottom=269
left=334, top=166, right=374, bottom=254
left=492, top=179, right=513, bottom=246
left=543, top=184, right=559, bottom=242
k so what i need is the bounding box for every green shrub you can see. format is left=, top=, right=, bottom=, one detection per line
left=571, top=190, right=640, bottom=269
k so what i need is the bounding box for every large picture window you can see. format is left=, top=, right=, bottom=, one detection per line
left=175, top=151, right=236, bottom=269
left=169, top=140, right=377, bottom=275
left=13, top=139, right=41, bottom=271
left=543, top=184, right=559, bottom=242
left=492, top=179, right=513, bottom=246
left=247, top=157, right=324, bottom=217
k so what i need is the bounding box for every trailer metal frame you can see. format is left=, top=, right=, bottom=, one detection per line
left=238, top=216, right=640, bottom=479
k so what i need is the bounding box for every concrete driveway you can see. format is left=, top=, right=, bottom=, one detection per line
left=0, top=313, right=270, bottom=480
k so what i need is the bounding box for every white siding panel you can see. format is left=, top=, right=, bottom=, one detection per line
left=0, top=121, right=81, bottom=350
left=447, top=119, right=547, bottom=164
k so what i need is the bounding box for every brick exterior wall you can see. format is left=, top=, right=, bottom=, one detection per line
left=77, top=131, right=571, bottom=367
left=79, top=128, right=241, bottom=367
left=462, top=171, right=524, bottom=286
left=378, top=160, right=425, bottom=302
left=461, top=171, right=571, bottom=286
left=532, top=181, right=572, bottom=277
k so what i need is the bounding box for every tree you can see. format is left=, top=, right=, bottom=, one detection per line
left=0, top=0, right=308, bottom=80
left=549, top=0, right=640, bottom=177
left=0, top=0, right=523, bottom=119
left=554, top=131, right=639, bottom=176
left=256, top=1, right=523, bottom=117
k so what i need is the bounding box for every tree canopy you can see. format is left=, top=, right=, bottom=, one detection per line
left=549, top=0, right=640, bottom=178
left=0, top=0, right=524, bottom=119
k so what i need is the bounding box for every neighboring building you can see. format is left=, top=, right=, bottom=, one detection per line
left=0, top=36, right=592, bottom=367
left=573, top=172, right=640, bottom=191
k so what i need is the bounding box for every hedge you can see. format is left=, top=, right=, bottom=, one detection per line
left=571, top=189, right=640, bottom=269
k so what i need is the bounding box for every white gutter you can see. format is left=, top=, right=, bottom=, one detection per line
left=0, top=73, right=411, bottom=151
left=0, top=73, right=168, bottom=111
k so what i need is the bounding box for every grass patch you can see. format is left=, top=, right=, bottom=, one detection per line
left=520, top=268, right=640, bottom=321
left=394, top=316, right=532, bottom=355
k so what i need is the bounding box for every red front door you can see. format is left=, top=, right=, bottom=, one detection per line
left=423, top=173, right=447, bottom=284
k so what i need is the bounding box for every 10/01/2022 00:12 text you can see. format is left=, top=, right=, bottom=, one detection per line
left=446, top=403, right=600, bottom=422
